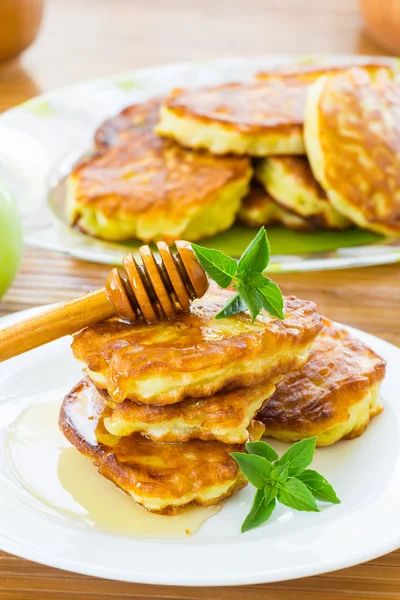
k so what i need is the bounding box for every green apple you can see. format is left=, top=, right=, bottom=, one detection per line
left=0, top=180, right=23, bottom=298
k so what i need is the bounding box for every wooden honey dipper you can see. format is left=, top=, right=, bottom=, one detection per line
left=0, top=241, right=209, bottom=362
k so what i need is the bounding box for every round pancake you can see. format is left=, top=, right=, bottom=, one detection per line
left=103, top=378, right=277, bottom=444
left=258, top=318, right=386, bottom=446
left=67, top=98, right=252, bottom=243
left=256, top=157, right=350, bottom=229
left=238, top=183, right=313, bottom=230
left=304, top=66, right=400, bottom=236
left=95, top=97, right=159, bottom=149
left=59, top=378, right=266, bottom=514
left=72, top=285, right=322, bottom=406
left=156, top=78, right=312, bottom=156
left=156, top=65, right=391, bottom=157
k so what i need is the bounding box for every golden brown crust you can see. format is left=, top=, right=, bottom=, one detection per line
left=71, top=134, right=250, bottom=218
left=306, top=67, right=400, bottom=234
left=59, top=378, right=254, bottom=514
left=95, top=97, right=160, bottom=149
left=69, top=97, right=250, bottom=238
left=103, top=378, right=278, bottom=443
left=258, top=318, right=386, bottom=435
left=163, top=65, right=391, bottom=136
left=238, top=183, right=314, bottom=230
left=72, top=286, right=322, bottom=405
left=163, top=78, right=311, bottom=134
left=269, top=156, right=327, bottom=200
left=255, top=156, right=350, bottom=229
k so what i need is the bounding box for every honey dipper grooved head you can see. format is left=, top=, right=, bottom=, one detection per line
left=174, top=240, right=209, bottom=299
left=105, top=241, right=209, bottom=324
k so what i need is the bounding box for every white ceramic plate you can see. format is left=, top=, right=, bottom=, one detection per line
left=1, top=55, right=400, bottom=272
left=0, top=306, right=400, bottom=586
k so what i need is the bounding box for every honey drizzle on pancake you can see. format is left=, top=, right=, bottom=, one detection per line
left=6, top=396, right=220, bottom=538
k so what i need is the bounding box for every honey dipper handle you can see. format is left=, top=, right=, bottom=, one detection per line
left=0, top=243, right=209, bottom=362
left=0, top=288, right=115, bottom=362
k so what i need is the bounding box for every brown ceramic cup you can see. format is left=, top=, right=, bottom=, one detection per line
left=0, top=0, right=44, bottom=63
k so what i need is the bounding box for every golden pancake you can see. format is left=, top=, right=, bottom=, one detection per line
left=256, top=157, right=350, bottom=229
left=60, top=378, right=265, bottom=514
left=305, top=66, right=400, bottom=236
left=258, top=319, right=386, bottom=446
left=95, top=97, right=159, bottom=149
left=156, top=65, right=390, bottom=157
left=238, top=183, right=313, bottom=230
left=67, top=98, right=252, bottom=243
left=103, top=378, right=277, bottom=444
left=156, top=78, right=312, bottom=156
left=72, top=285, right=322, bottom=406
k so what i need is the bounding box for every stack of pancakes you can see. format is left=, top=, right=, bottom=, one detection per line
left=60, top=286, right=386, bottom=514
left=60, top=286, right=323, bottom=514
left=67, top=59, right=400, bottom=242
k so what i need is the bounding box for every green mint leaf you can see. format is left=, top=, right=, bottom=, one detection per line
left=215, top=293, right=247, bottom=320
left=231, top=452, right=272, bottom=489
left=263, top=482, right=278, bottom=505
left=241, top=272, right=270, bottom=288
left=191, top=231, right=284, bottom=323
left=239, top=273, right=284, bottom=321
left=191, top=244, right=237, bottom=288
left=241, top=490, right=276, bottom=533
left=270, top=463, right=289, bottom=484
left=245, top=441, right=278, bottom=462
left=297, top=470, right=341, bottom=504
left=259, top=280, right=285, bottom=320
left=278, top=437, right=317, bottom=477
left=237, top=284, right=263, bottom=323
left=278, top=477, right=319, bottom=512
left=237, top=227, right=270, bottom=275
left=236, top=438, right=340, bottom=533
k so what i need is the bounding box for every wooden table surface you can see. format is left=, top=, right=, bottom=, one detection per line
left=1, top=0, right=399, bottom=598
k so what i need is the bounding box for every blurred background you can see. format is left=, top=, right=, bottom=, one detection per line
left=0, top=0, right=398, bottom=112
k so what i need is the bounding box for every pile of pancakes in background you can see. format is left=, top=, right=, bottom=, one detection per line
left=67, top=60, right=400, bottom=245
left=59, top=285, right=386, bottom=515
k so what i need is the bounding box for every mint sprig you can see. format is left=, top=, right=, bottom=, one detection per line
left=232, top=437, right=340, bottom=533
left=191, top=228, right=284, bottom=322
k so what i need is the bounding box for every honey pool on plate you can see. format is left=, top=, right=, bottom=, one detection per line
left=6, top=397, right=220, bottom=538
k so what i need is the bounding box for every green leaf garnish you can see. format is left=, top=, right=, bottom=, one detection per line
left=245, top=441, right=278, bottom=462
left=241, top=272, right=270, bottom=288
left=263, top=482, right=278, bottom=505
left=232, top=438, right=339, bottom=533
left=241, top=491, right=276, bottom=533
left=230, top=452, right=272, bottom=489
left=269, top=463, right=289, bottom=485
left=258, top=280, right=285, bottom=320
left=215, top=293, right=247, bottom=320
left=237, top=227, right=270, bottom=275
left=278, top=477, right=319, bottom=512
left=297, top=470, right=341, bottom=504
left=192, top=228, right=284, bottom=322
left=278, top=437, right=317, bottom=477
left=191, top=244, right=237, bottom=288
left=237, top=284, right=263, bottom=324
